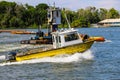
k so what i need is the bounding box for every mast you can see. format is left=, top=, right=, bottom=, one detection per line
left=47, top=4, right=61, bottom=34
left=64, top=12, right=71, bottom=29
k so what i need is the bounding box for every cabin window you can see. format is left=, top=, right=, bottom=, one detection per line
left=48, top=12, right=51, bottom=19
left=56, top=11, right=59, bottom=17
left=52, top=36, right=55, bottom=42
left=64, top=33, right=79, bottom=42
left=56, top=37, right=58, bottom=43
left=59, top=36, right=61, bottom=43
left=52, top=11, right=53, bottom=17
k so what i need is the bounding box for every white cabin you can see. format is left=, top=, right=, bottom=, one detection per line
left=48, top=7, right=61, bottom=25
left=51, top=29, right=83, bottom=48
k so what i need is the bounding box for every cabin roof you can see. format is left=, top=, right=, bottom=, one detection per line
left=51, top=29, right=78, bottom=35
left=99, top=19, right=120, bottom=23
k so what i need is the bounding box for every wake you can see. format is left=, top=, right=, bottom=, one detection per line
left=105, top=39, right=112, bottom=43
left=94, top=39, right=112, bottom=43
left=0, top=50, right=94, bottom=66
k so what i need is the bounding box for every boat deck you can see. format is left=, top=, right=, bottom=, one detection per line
left=16, top=45, right=53, bottom=56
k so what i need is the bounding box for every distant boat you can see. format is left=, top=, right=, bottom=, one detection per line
left=98, top=19, right=120, bottom=27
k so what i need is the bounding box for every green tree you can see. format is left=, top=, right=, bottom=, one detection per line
left=35, top=3, right=48, bottom=26
left=0, top=1, right=120, bottom=29
left=9, top=16, right=24, bottom=28
left=109, top=8, right=119, bottom=18
left=1, top=14, right=11, bottom=28
left=71, top=19, right=81, bottom=28
left=99, top=8, right=108, bottom=20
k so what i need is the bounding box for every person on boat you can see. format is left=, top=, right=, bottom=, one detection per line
left=80, top=34, right=90, bottom=42
left=35, top=31, right=44, bottom=40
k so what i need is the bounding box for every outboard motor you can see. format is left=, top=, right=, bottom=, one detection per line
left=5, top=52, right=16, bottom=61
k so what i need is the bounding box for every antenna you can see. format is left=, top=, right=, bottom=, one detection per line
left=47, top=0, right=51, bottom=7
left=53, top=2, right=55, bottom=8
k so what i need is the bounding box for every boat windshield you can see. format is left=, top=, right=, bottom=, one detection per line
left=64, top=32, right=79, bottom=42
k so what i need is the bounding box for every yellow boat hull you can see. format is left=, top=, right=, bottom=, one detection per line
left=16, top=40, right=94, bottom=61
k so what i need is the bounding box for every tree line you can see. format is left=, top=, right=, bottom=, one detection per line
left=0, top=1, right=120, bottom=29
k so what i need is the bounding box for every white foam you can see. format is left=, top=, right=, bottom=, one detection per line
left=105, top=39, right=112, bottom=43
left=94, top=39, right=112, bottom=43
left=0, top=50, right=94, bottom=66
left=0, top=55, right=6, bottom=60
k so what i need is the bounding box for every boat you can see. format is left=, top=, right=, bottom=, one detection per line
left=5, top=6, right=94, bottom=62
left=11, top=31, right=36, bottom=34
left=6, top=28, right=94, bottom=62
left=0, top=30, right=35, bottom=34
left=98, top=19, right=120, bottom=27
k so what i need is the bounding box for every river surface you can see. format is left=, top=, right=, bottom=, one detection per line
left=0, top=27, right=120, bottom=80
